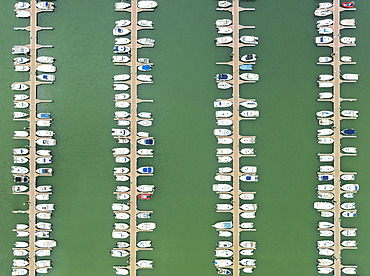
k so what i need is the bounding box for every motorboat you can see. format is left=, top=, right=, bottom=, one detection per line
left=215, top=36, right=233, bottom=45
left=342, top=74, right=359, bottom=81
left=36, top=157, right=52, bottom=164
left=240, top=223, right=254, bottom=229
left=217, top=268, right=231, bottom=275
left=241, top=204, right=257, bottom=211
left=138, top=138, right=154, bottom=145
left=240, top=241, right=256, bottom=249
left=316, top=110, right=333, bottom=117
left=12, top=46, right=29, bottom=55
left=314, top=9, right=333, bottom=17
left=11, top=268, right=28, bottom=275
left=240, top=137, right=256, bottom=144
left=13, top=157, right=28, bottom=164
left=36, top=222, right=52, bottom=230
left=341, top=110, right=358, bottom=118
left=318, top=27, right=333, bottom=34
left=115, top=19, right=130, bottom=27
left=111, top=249, right=129, bottom=258
left=138, top=65, right=151, bottom=71
left=215, top=249, right=233, bottom=257
left=317, top=129, right=333, bottom=136
left=37, top=113, right=51, bottom=119
left=114, top=84, right=130, bottom=91
left=218, top=241, right=232, bottom=248
left=319, top=230, right=333, bottom=237
left=37, top=74, right=55, bottom=82
left=137, top=149, right=153, bottom=155
left=318, top=92, right=333, bottom=99
left=36, top=150, right=51, bottom=156
left=214, top=100, right=232, bottom=108
left=341, top=184, right=359, bottom=192
left=138, top=1, right=158, bottom=9
left=240, top=259, right=256, bottom=266
left=341, top=174, right=355, bottom=181
left=216, top=111, right=232, bottom=118
left=14, top=65, right=30, bottom=72
left=36, top=2, right=54, bottom=10
left=314, top=202, right=334, bottom=210
left=115, top=37, right=131, bottom=45
left=319, top=166, right=334, bottom=173
left=241, top=54, right=257, bottom=62
left=315, top=36, right=333, bottom=44
left=137, top=75, right=153, bottom=82
left=318, top=267, right=333, bottom=274
left=340, top=19, right=355, bottom=26
left=217, top=138, right=233, bottom=144
left=218, top=1, right=232, bottom=8
left=138, top=38, right=155, bottom=46
left=112, top=148, right=130, bottom=155
left=115, top=2, right=130, bottom=9
left=240, top=100, right=257, bottom=108
left=342, top=147, right=356, bottom=154
left=112, top=231, right=129, bottom=239
left=35, top=260, right=51, bottom=268
left=341, top=37, right=356, bottom=44
left=112, top=203, right=130, bottom=211
left=213, top=221, right=232, bottom=229
left=318, top=56, right=332, bottom=63
left=342, top=267, right=356, bottom=274
left=217, top=167, right=232, bottom=173
left=318, top=75, right=333, bottom=81
left=36, top=65, right=56, bottom=73
left=215, top=175, right=232, bottom=182
left=342, top=229, right=356, bottom=236
left=218, top=156, right=232, bottom=163
left=138, top=20, right=153, bottom=27
left=116, top=156, right=130, bottom=163
left=342, top=2, right=355, bottom=8
left=112, top=55, right=130, bottom=63
left=317, top=240, right=334, bottom=248
left=115, top=93, right=130, bottom=100
left=240, top=249, right=254, bottom=256
left=318, top=137, right=334, bottom=144
left=216, top=204, right=232, bottom=211
left=37, top=56, right=54, bottom=63
left=240, top=64, right=253, bottom=71
left=137, top=222, right=156, bottom=230
left=115, top=111, right=130, bottom=119
left=14, top=2, right=30, bottom=9
left=213, top=184, right=232, bottom=192
left=138, top=112, right=152, bottom=119
left=35, top=250, right=51, bottom=257
left=240, top=175, right=258, bottom=182
left=136, top=260, right=153, bottom=268
left=36, top=204, right=54, bottom=212
left=138, top=167, right=153, bottom=174
left=216, top=19, right=232, bottom=27
left=37, top=120, right=51, bottom=127
left=241, top=110, right=259, bottom=118
left=217, top=27, right=233, bottom=34
left=318, top=258, right=334, bottom=267
left=115, top=212, right=130, bottom=220
left=318, top=222, right=334, bottom=228
left=116, top=242, right=130, bottom=248
left=240, top=193, right=255, bottom=200
left=217, top=148, right=232, bottom=155
left=13, top=148, right=28, bottom=155
left=12, top=185, right=28, bottom=193
left=114, top=268, right=129, bottom=275
left=13, top=259, right=29, bottom=267
left=14, top=175, right=29, bottom=183
left=36, top=194, right=50, bottom=201
left=114, top=167, right=129, bottom=174
left=113, top=27, right=130, bottom=36
left=14, top=94, right=29, bottom=101
left=36, top=168, right=52, bottom=175
left=112, top=128, right=130, bottom=137
left=13, top=249, right=28, bottom=257
left=13, top=57, right=29, bottom=64
left=318, top=2, right=332, bottom=9
left=341, top=202, right=356, bottom=210
left=35, top=240, right=57, bottom=248
left=341, top=56, right=353, bottom=62
left=240, top=73, right=259, bottom=81
left=14, top=131, right=28, bottom=138
left=216, top=74, right=232, bottom=81
left=342, top=211, right=357, bottom=218
left=214, top=129, right=232, bottom=136
left=341, top=128, right=356, bottom=136
left=137, top=212, right=151, bottom=218
left=116, top=191, right=130, bottom=199
left=36, top=185, right=52, bottom=192
left=11, top=83, right=29, bottom=91
left=114, top=46, right=130, bottom=53
left=14, top=102, right=29, bottom=109
left=219, top=193, right=232, bottom=200
left=240, top=36, right=258, bottom=45
left=318, top=174, right=334, bottom=181
left=214, top=259, right=232, bottom=268
left=217, top=119, right=233, bottom=126
left=318, top=118, right=333, bottom=126
left=218, top=82, right=232, bottom=89
left=319, top=155, right=334, bottom=162
left=317, top=19, right=333, bottom=27
left=343, top=193, right=355, bottom=199
left=36, top=130, right=54, bottom=137
left=15, top=10, right=31, bottom=18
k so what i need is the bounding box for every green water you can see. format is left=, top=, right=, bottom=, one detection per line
left=0, top=0, right=369, bottom=275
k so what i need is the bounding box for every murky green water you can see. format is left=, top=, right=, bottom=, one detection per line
left=0, top=0, right=369, bottom=275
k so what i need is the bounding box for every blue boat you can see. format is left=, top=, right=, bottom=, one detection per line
left=341, top=128, right=356, bottom=135
left=138, top=65, right=151, bottom=71
left=239, top=64, right=253, bottom=71
left=37, top=113, right=51, bottom=119
left=138, top=167, right=153, bottom=174
left=216, top=73, right=232, bottom=81
left=138, top=138, right=154, bottom=145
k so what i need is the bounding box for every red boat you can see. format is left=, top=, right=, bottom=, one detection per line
left=138, top=194, right=151, bottom=200
left=342, top=2, right=355, bottom=8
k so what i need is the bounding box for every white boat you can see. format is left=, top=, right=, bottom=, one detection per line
left=36, top=194, right=50, bottom=201
left=315, top=36, right=333, bottom=44
left=240, top=241, right=256, bottom=249
left=342, top=74, right=359, bottom=81
left=318, top=92, right=333, bottom=99
left=318, top=2, right=332, bottom=9
left=240, top=193, right=255, bottom=200
left=217, top=167, right=232, bottom=173
left=318, top=174, right=334, bottom=181
left=321, top=211, right=334, bottom=217
left=35, top=260, right=51, bottom=268
left=138, top=1, right=158, bottom=9
left=14, top=131, right=28, bottom=138
left=113, top=27, right=130, bottom=36
left=240, top=175, right=258, bottom=182
left=114, top=46, right=130, bottom=54
left=341, top=240, right=356, bottom=247
left=116, top=156, right=130, bottom=163
left=341, top=37, right=356, bottom=44
left=12, top=46, right=29, bottom=55
left=318, top=267, right=333, bottom=274
left=11, top=268, right=28, bottom=275
left=216, top=204, right=233, bottom=211
left=341, top=184, right=359, bottom=192
left=241, top=54, right=258, bottom=62
left=37, top=74, right=55, bottom=82
left=137, top=149, right=153, bottom=156
left=342, top=229, right=356, bottom=236
left=115, top=111, right=130, bottom=119
left=14, top=2, right=30, bottom=9
left=138, top=112, right=152, bottom=119
left=318, top=258, right=334, bottom=266
left=319, top=230, right=333, bottom=237
left=13, top=157, right=28, bottom=164
left=13, top=57, right=29, bottom=64
left=318, top=56, right=332, bottom=63
left=319, top=75, right=334, bottom=81
left=14, top=94, right=29, bottom=101
left=36, top=65, right=56, bottom=73
left=115, top=101, right=130, bottom=108
left=137, top=222, right=156, bottom=231
left=112, top=56, right=130, bottom=63
left=11, top=166, right=29, bottom=174
left=214, top=129, right=232, bottom=136
left=317, top=129, right=333, bottom=136
left=216, top=111, right=232, bottom=118
left=11, top=83, right=29, bottom=91
left=240, top=249, right=254, bottom=256
left=240, top=100, right=257, bottom=108
left=218, top=241, right=232, bottom=248
left=341, top=110, right=358, bottom=118
left=217, top=119, right=233, bottom=126
left=137, top=260, right=153, bottom=268
left=215, top=175, right=232, bottom=182
left=240, top=36, right=259, bottom=45
left=215, top=249, right=233, bottom=257
left=317, top=19, right=333, bottom=27
left=240, top=137, right=256, bottom=144
left=342, top=147, right=356, bottom=154
left=115, top=93, right=130, bottom=100
left=240, top=73, right=259, bottom=81
left=138, top=120, right=152, bottom=127
left=217, top=138, right=233, bottom=145
left=341, top=19, right=355, bottom=26
left=241, top=211, right=256, bottom=219
left=36, top=2, right=54, bottom=10
left=13, top=259, right=29, bottom=267
left=138, top=20, right=153, bottom=27
left=213, top=184, right=232, bottom=192
left=114, top=167, right=129, bottom=174
left=15, top=10, right=31, bottom=18
left=115, top=19, right=130, bottom=27
left=342, top=211, right=357, bottom=218
left=35, top=240, right=57, bottom=248
left=36, top=130, right=54, bottom=137
left=318, top=222, right=334, bottom=229
left=13, top=148, right=29, bottom=155
left=111, top=249, right=129, bottom=258
left=37, top=120, right=51, bottom=127
left=138, top=75, right=153, bottom=82
left=35, top=250, right=51, bottom=257
left=115, top=268, right=129, bottom=275
left=218, top=82, right=232, bottom=89
left=214, top=100, right=232, bottom=108
left=319, top=155, right=334, bottom=162
left=317, top=110, right=334, bottom=117
left=317, top=240, right=334, bottom=248
left=137, top=212, right=151, bottom=218
left=343, top=193, right=355, bottom=199
left=115, top=2, right=130, bottom=10
left=112, top=128, right=130, bottom=136
left=218, top=1, right=232, bottom=8
left=115, top=212, right=130, bottom=220
left=215, top=36, right=233, bottom=44
left=318, top=27, right=334, bottom=35
left=138, top=38, right=155, bottom=45
left=115, top=37, right=131, bottom=45
left=214, top=259, right=232, bottom=268
left=240, top=204, right=258, bottom=211
left=116, top=192, right=130, bottom=199
left=217, top=148, right=232, bottom=155
left=217, top=27, right=233, bottom=34
left=36, top=157, right=52, bottom=164
left=14, top=101, right=29, bottom=109
left=112, top=203, right=129, bottom=211
left=36, top=222, right=52, bottom=230
left=342, top=267, right=356, bottom=274
left=14, top=65, right=30, bottom=72
left=240, top=259, right=256, bottom=266
left=112, top=231, right=129, bottom=239
left=241, top=110, right=259, bottom=118
left=318, top=192, right=334, bottom=200
left=318, top=119, right=333, bottom=126
left=216, top=19, right=232, bottom=27
left=341, top=174, right=355, bottom=181
left=240, top=222, right=254, bottom=229
left=114, top=84, right=130, bottom=91
left=314, top=9, right=333, bottom=17
left=12, top=185, right=28, bottom=193
left=314, top=202, right=334, bottom=210
left=37, top=56, right=54, bottom=63
left=219, top=193, right=232, bottom=200
left=116, top=242, right=130, bottom=248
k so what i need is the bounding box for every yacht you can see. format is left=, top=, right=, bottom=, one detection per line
left=14, top=102, right=29, bottom=109
left=12, top=46, right=29, bottom=55
left=341, top=37, right=356, bottom=44
left=342, top=229, right=356, bottom=237
left=341, top=110, right=358, bottom=118
left=214, top=100, right=232, bottom=108
left=138, top=20, right=153, bottom=27
left=317, top=19, right=333, bottom=27
left=137, top=222, right=156, bottom=230
left=317, top=240, right=334, bottom=248
left=138, top=38, right=155, bottom=45
left=241, top=212, right=256, bottom=218
left=241, top=54, right=257, bottom=62
left=115, top=19, right=130, bottom=27
left=37, top=74, right=55, bottom=82
left=115, top=2, right=130, bottom=9
left=241, top=110, right=259, bottom=118
left=318, top=2, right=333, bottom=9
left=317, top=129, right=333, bottom=136
left=11, top=83, right=29, bottom=91
left=240, top=241, right=256, bottom=249
left=340, top=19, right=355, bottom=26
left=13, top=57, right=29, bottom=65
left=36, top=2, right=54, bottom=10
left=15, top=10, right=31, bottom=18
left=318, top=118, right=333, bottom=126
left=113, top=27, right=130, bottom=36
left=112, top=231, right=129, bottom=239
left=215, top=249, right=233, bottom=257
left=216, top=73, right=232, bottom=81
left=240, top=73, right=259, bottom=81
left=240, top=100, right=257, bottom=108
left=240, top=204, right=258, bottom=211
left=240, top=259, right=256, bottom=266
left=115, top=37, right=131, bottom=45
left=114, top=84, right=130, bottom=91
left=342, top=147, right=357, bottom=154
left=318, top=27, right=334, bottom=34
left=342, top=211, right=357, bottom=218
left=35, top=240, right=57, bottom=248
left=240, top=193, right=255, bottom=200
left=240, top=36, right=259, bottom=45
left=112, top=56, right=130, bottom=63
left=14, top=2, right=30, bottom=9
left=217, top=119, right=233, bottom=126
left=341, top=174, right=355, bottom=181
left=314, top=9, right=333, bottom=16
left=314, top=202, right=334, bottom=210
left=342, top=74, right=359, bottom=81
left=217, top=138, right=233, bottom=145
left=315, top=36, right=333, bottom=44
left=341, top=184, right=359, bottom=192
left=318, top=92, right=333, bottom=99
left=138, top=1, right=158, bottom=9
left=341, top=202, right=356, bottom=210
left=114, top=46, right=130, bottom=53
left=318, top=174, right=334, bottom=181
left=240, top=137, right=256, bottom=144
left=215, top=36, right=233, bottom=44
left=213, top=184, right=233, bottom=192
left=136, top=260, right=153, bottom=268
left=240, top=175, right=258, bottom=182
left=137, top=75, right=153, bottom=82
left=342, top=267, right=356, bottom=274
left=318, top=56, right=332, bottom=63
left=218, top=241, right=233, bottom=248
left=214, top=129, right=232, bottom=136
left=216, top=110, right=232, bottom=118
left=216, top=19, right=232, bottom=27
left=218, top=82, right=232, bottom=89
left=240, top=222, right=254, bottom=229
left=217, top=27, right=233, bottom=34
left=138, top=64, right=151, bottom=71
left=138, top=138, right=154, bottom=145
left=37, top=56, right=54, bottom=63
left=214, top=259, right=233, bottom=268
left=111, top=249, right=129, bottom=258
